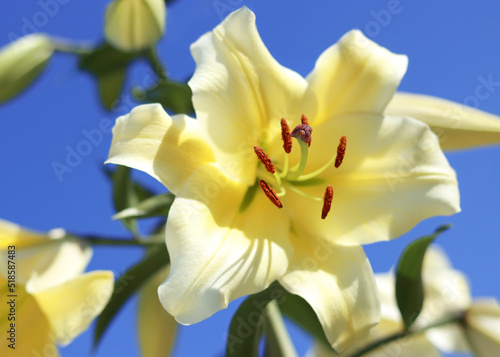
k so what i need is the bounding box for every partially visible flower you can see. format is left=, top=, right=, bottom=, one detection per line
left=309, top=247, right=500, bottom=357
left=463, top=299, right=500, bottom=356
left=0, top=34, right=54, bottom=103
left=107, top=7, right=460, bottom=351
left=386, top=92, right=500, bottom=150
left=105, top=0, right=166, bottom=52
left=138, top=265, right=177, bottom=357
left=0, top=219, right=114, bottom=356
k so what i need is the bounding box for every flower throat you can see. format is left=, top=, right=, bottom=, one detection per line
left=244, top=115, right=346, bottom=220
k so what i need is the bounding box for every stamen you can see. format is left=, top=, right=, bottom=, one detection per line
left=259, top=180, right=283, bottom=208
left=301, top=114, right=310, bottom=126
left=321, top=185, right=334, bottom=219
left=254, top=146, right=275, bottom=174
left=291, top=124, right=313, bottom=145
left=280, top=118, right=292, bottom=154
left=335, top=136, right=347, bottom=168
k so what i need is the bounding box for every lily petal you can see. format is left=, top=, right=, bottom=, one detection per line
left=306, top=30, right=407, bottom=126
left=138, top=266, right=177, bottom=357
left=286, top=114, right=459, bottom=246
left=107, top=104, right=215, bottom=194
left=464, top=299, right=500, bottom=357
left=158, top=163, right=292, bottom=324
left=32, top=271, right=114, bottom=346
left=279, top=234, right=379, bottom=352
left=386, top=92, right=500, bottom=150
left=189, top=7, right=314, bottom=184
left=0, top=281, right=57, bottom=356
left=0, top=218, right=48, bottom=248
left=0, top=220, right=92, bottom=289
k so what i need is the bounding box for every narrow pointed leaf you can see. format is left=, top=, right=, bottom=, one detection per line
left=94, top=244, right=169, bottom=348
left=79, top=43, right=143, bottom=109
left=111, top=165, right=138, bottom=233
left=226, top=283, right=283, bottom=357
left=113, top=193, right=175, bottom=220
left=395, top=224, right=451, bottom=329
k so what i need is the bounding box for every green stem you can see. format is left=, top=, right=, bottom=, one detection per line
left=265, top=300, right=298, bottom=357
left=287, top=140, right=309, bottom=181
left=147, top=47, right=168, bottom=81
left=81, top=235, right=164, bottom=247
left=52, top=38, right=93, bottom=55
left=347, top=313, right=465, bottom=357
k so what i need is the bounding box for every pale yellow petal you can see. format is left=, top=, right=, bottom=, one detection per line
left=279, top=234, right=379, bottom=352
left=285, top=114, right=459, bottom=246
left=158, top=163, right=292, bottom=324
left=138, top=266, right=177, bottom=357
left=386, top=92, right=500, bottom=150
left=1, top=285, right=59, bottom=357
left=0, top=219, right=47, bottom=248
left=107, top=104, right=215, bottom=194
left=306, top=30, right=407, bottom=126
left=418, top=248, right=471, bottom=326
left=189, top=7, right=315, bottom=184
left=374, top=273, right=401, bottom=323
left=464, top=299, right=500, bottom=357
left=32, top=271, right=114, bottom=346
left=0, top=221, right=92, bottom=289
left=105, top=0, right=166, bottom=52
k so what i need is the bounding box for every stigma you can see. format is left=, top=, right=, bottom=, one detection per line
left=254, top=115, right=346, bottom=219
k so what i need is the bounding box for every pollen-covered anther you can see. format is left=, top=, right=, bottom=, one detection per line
left=321, top=185, right=334, bottom=219
left=254, top=146, right=275, bottom=174
left=291, top=124, right=313, bottom=145
left=280, top=118, right=292, bottom=154
left=335, top=136, right=347, bottom=168
left=301, top=114, right=310, bottom=126
left=259, top=180, right=283, bottom=208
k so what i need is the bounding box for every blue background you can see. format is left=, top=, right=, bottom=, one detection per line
left=1, top=1, right=500, bottom=356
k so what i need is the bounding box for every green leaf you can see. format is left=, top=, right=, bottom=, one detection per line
left=134, top=80, right=194, bottom=114
left=94, top=244, right=169, bottom=349
left=113, top=193, right=175, bottom=220
left=395, top=224, right=451, bottom=329
left=98, top=68, right=126, bottom=109
left=79, top=43, right=142, bottom=76
left=111, top=165, right=139, bottom=233
left=79, top=43, right=143, bottom=109
left=226, top=282, right=284, bottom=357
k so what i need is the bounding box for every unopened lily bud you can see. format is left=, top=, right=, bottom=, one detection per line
left=105, top=0, right=166, bottom=52
left=0, top=34, right=54, bottom=104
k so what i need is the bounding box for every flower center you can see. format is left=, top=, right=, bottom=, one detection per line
left=247, top=115, right=347, bottom=219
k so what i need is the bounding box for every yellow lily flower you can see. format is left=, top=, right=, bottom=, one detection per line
left=105, top=0, right=166, bottom=52
left=0, top=34, right=54, bottom=103
left=107, top=7, right=459, bottom=351
left=310, top=247, right=500, bottom=357
left=386, top=92, right=500, bottom=150
left=138, top=266, right=177, bottom=357
left=0, top=219, right=114, bottom=356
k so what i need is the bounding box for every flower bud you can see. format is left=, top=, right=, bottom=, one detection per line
left=105, top=0, right=166, bottom=52
left=0, top=34, right=54, bottom=104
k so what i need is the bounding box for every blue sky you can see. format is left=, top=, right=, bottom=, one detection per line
left=1, top=1, right=500, bottom=356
